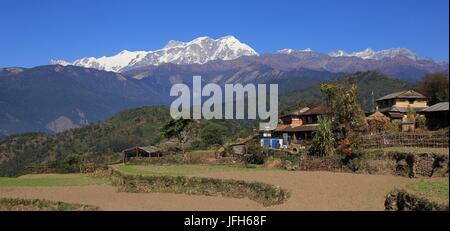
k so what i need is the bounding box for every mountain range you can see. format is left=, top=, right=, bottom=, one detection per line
left=279, top=47, right=422, bottom=61
left=50, top=35, right=448, bottom=81
left=1, top=36, right=448, bottom=136
left=51, top=36, right=258, bottom=72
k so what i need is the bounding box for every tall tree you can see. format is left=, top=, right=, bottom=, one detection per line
left=161, top=119, right=192, bottom=154
left=320, top=83, right=367, bottom=138
left=418, top=73, right=449, bottom=105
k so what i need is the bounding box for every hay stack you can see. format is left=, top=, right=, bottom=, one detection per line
left=366, top=111, right=390, bottom=132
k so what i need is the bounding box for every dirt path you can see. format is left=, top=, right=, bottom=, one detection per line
left=0, top=171, right=409, bottom=211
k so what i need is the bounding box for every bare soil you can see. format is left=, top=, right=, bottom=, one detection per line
left=0, top=185, right=260, bottom=211
left=194, top=171, right=410, bottom=211
left=0, top=171, right=409, bottom=211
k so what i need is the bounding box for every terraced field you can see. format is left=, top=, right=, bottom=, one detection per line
left=0, top=166, right=414, bottom=210
left=115, top=164, right=280, bottom=176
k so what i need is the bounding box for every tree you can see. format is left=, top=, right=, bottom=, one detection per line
left=418, top=73, right=449, bottom=105
left=320, top=83, right=367, bottom=138
left=405, top=105, right=416, bottom=123
left=309, top=116, right=335, bottom=156
left=161, top=119, right=192, bottom=154
left=200, top=123, right=227, bottom=147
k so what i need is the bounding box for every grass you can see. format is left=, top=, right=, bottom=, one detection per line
left=369, top=147, right=449, bottom=155
left=0, top=175, right=110, bottom=187
left=0, top=198, right=100, bottom=211
left=116, top=164, right=281, bottom=176
left=407, top=178, right=449, bottom=202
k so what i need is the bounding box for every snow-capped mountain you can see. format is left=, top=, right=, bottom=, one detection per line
left=277, top=48, right=314, bottom=54
left=50, top=36, right=258, bottom=72
left=278, top=47, right=419, bottom=61
left=328, top=48, right=418, bottom=61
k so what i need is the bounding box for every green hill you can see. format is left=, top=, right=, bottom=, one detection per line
left=0, top=71, right=418, bottom=176
left=0, top=106, right=252, bottom=176
left=280, top=71, right=414, bottom=114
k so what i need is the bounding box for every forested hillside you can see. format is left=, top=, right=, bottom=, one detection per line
left=0, top=71, right=431, bottom=176
left=0, top=106, right=252, bottom=176
left=279, top=71, right=414, bottom=114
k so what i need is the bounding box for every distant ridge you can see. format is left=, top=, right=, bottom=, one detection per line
left=50, top=36, right=258, bottom=72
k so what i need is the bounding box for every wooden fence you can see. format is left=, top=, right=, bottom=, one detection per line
left=355, top=131, right=449, bottom=149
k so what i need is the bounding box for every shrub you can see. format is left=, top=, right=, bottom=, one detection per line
left=241, top=141, right=265, bottom=164
left=109, top=169, right=290, bottom=206
left=200, top=123, right=228, bottom=147
left=309, top=116, right=335, bottom=156
left=0, top=198, right=99, bottom=211
left=386, top=120, right=401, bottom=132
left=241, top=152, right=265, bottom=165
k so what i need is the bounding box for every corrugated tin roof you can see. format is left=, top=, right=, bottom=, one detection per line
left=376, top=90, right=428, bottom=101
left=280, top=107, right=310, bottom=118
left=421, top=102, right=449, bottom=112
left=299, top=105, right=329, bottom=116
left=379, top=106, right=427, bottom=113
left=123, top=146, right=161, bottom=153
left=388, top=112, right=404, bottom=118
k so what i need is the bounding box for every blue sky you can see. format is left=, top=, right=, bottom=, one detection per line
left=0, top=0, right=448, bottom=67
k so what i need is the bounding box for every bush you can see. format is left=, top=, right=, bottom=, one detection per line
left=0, top=198, right=100, bottom=211
left=200, top=123, right=228, bottom=147
left=270, top=150, right=303, bottom=170
left=308, top=116, right=335, bottom=156
left=241, top=152, right=265, bottom=165
left=386, top=120, right=401, bottom=132
left=241, top=141, right=265, bottom=164
left=110, top=169, right=290, bottom=206
left=417, top=115, right=427, bottom=130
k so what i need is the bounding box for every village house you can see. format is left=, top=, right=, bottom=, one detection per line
left=376, top=90, right=429, bottom=120
left=122, top=146, right=162, bottom=163
left=260, top=105, right=329, bottom=149
left=419, top=102, right=449, bottom=130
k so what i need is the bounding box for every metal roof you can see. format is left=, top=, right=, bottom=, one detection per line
left=123, top=146, right=161, bottom=153
left=280, top=107, right=310, bottom=118
left=421, top=102, right=449, bottom=112
left=379, top=106, right=428, bottom=113
left=299, top=105, right=329, bottom=116
left=376, top=90, right=428, bottom=101
left=388, top=112, right=404, bottom=119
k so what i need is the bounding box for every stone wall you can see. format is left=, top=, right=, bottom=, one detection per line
left=385, top=190, right=448, bottom=211
left=273, top=150, right=449, bottom=178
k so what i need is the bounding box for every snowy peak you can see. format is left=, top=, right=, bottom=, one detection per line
left=352, top=48, right=376, bottom=59
left=372, top=48, right=417, bottom=61
left=328, top=50, right=349, bottom=57
left=277, top=48, right=314, bottom=54
left=163, top=40, right=186, bottom=49
left=281, top=47, right=419, bottom=61
left=328, top=48, right=417, bottom=60
left=51, top=36, right=259, bottom=72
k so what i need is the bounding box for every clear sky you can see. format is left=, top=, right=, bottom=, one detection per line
left=0, top=0, right=448, bottom=67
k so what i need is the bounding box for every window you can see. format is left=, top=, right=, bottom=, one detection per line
left=408, top=99, right=414, bottom=104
